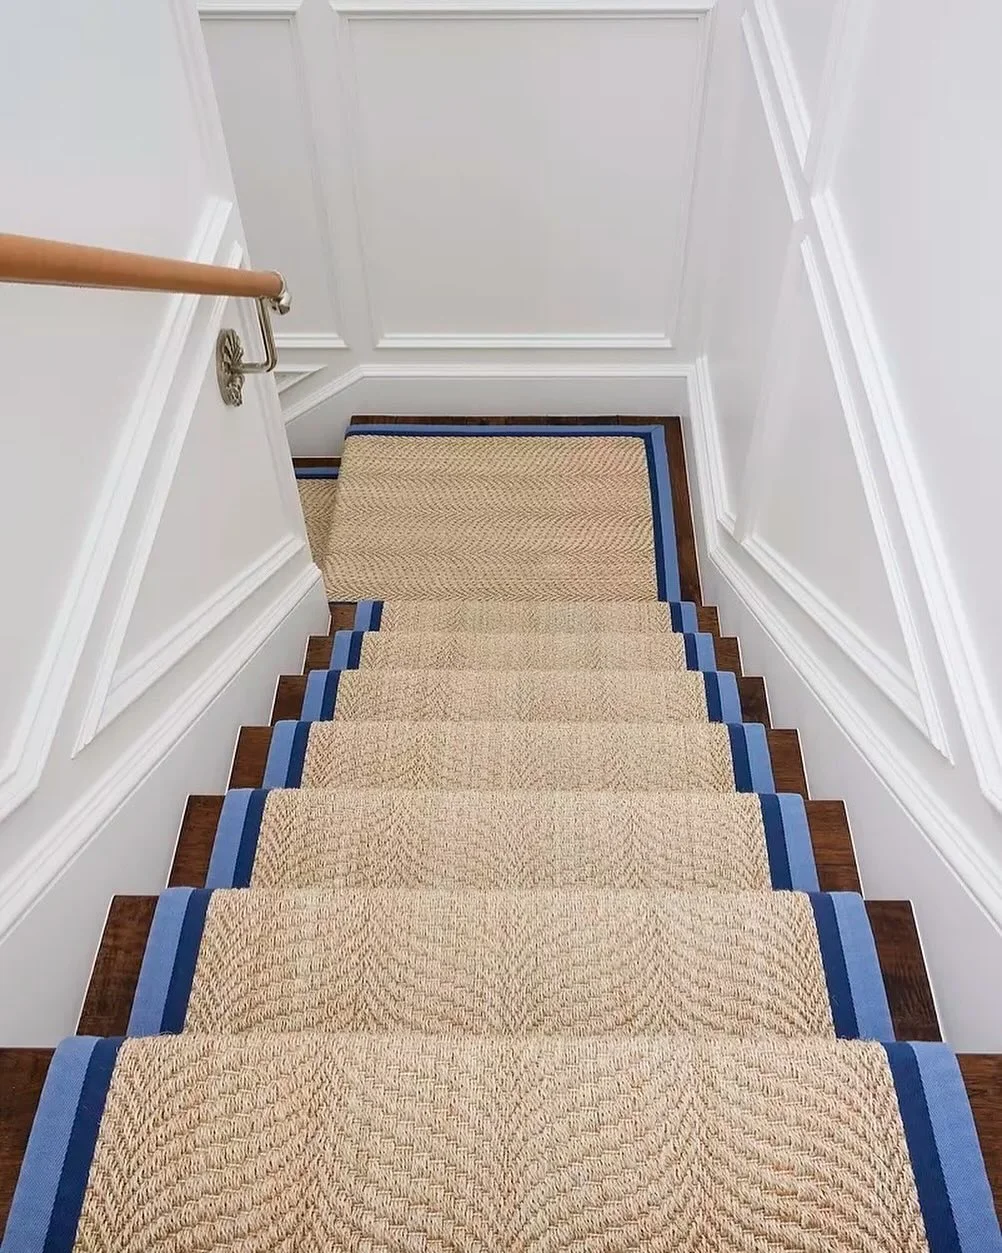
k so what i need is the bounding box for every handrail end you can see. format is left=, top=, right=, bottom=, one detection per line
left=268, top=272, right=291, bottom=316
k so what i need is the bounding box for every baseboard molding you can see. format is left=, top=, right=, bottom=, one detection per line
left=683, top=363, right=1002, bottom=996
left=283, top=361, right=693, bottom=455
left=0, top=561, right=325, bottom=971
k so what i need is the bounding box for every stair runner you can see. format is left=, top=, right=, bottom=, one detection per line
left=5, top=426, right=1000, bottom=1252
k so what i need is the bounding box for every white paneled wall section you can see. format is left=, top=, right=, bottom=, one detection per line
left=686, top=0, right=1002, bottom=1045
left=0, top=0, right=327, bottom=1044
left=199, top=0, right=715, bottom=447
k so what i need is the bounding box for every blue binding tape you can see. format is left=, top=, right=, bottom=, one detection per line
left=128, top=890, right=212, bottom=1036
left=758, top=793, right=819, bottom=892
left=885, top=1043, right=1002, bottom=1252
left=263, top=721, right=311, bottom=789
left=3, top=1037, right=122, bottom=1253
left=702, top=671, right=742, bottom=724
left=727, top=724, right=775, bottom=793
left=809, top=893, right=893, bottom=1039
left=344, top=424, right=683, bottom=603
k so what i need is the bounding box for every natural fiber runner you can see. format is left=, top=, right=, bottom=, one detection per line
left=296, top=720, right=739, bottom=792
left=297, top=478, right=337, bottom=563
left=215, top=788, right=819, bottom=893
left=322, top=435, right=659, bottom=601
left=374, top=599, right=685, bottom=633
left=19, top=1033, right=986, bottom=1252
left=326, top=669, right=714, bottom=723
left=348, top=630, right=693, bottom=671
left=129, top=888, right=900, bottom=1039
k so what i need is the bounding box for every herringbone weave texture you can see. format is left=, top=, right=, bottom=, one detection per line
left=330, top=669, right=711, bottom=722
left=250, top=788, right=773, bottom=891
left=352, top=631, right=690, bottom=671
left=377, top=600, right=682, bottom=633
left=76, top=1034, right=927, bottom=1253
left=321, top=436, right=658, bottom=601
left=185, top=889, right=834, bottom=1036
left=299, top=721, right=737, bottom=792
left=297, top=478, right=337, bottom=563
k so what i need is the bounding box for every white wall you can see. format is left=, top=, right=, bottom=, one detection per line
left=684, top=0, right=1002, bottom=1047
left=198, top=0, right=714, bottom=450
left=0, top=0, right=328, bottom=1044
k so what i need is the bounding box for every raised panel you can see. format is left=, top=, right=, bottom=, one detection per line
left=828, top=0, right=1002, bottom=803
left=201, top=11, right=343, bottom=337
left=111, top=347, right=299, bottom=709
left=342, top=10, right=706, bottom=344
left=704, top=21, right=797, bottom=520
left=0, top=0, right=228, bottom=817
left=750, top=246, right=910, bottom=678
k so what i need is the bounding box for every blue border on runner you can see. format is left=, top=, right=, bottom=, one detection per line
left=885, top=1043, right=1002, bottom=1251
left=809, top=892, right=894, bottom=1039
left=1, top=1037, right=122, bottom=1253
left=344, top=424, right=682, bottom=602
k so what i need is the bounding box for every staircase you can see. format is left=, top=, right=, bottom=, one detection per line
left=1, top=417, right=1000, bottom=1250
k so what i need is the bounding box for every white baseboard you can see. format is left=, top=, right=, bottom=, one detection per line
left=0, top=562, right=327, bottom=1045
left=283, top=361, right=693, bottom=456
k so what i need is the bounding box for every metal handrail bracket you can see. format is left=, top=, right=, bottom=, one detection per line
left=215, top=280, right=290, bottom=406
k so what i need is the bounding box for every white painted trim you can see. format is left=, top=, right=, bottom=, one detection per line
left=683, top=362, right=1002, bottom=931
left=98, top=533, right=305, bottom=733
left=332, top=0, right=714, bottom=14
left=751, top=0, right=810, bottom=169
left=283, top=364, right=366, bottom=423
left=0, top=563, right=323, bottom=945
left=0, top=198, right=234, bottom=823
left=275, top=333, right=349, bottom=351
left=739, top=10, right=804, bottom=223
left=814, top=187, right=1002, bottom=812
left=198, top=1, right=302, bottom=15
left=275, top=363, right=327, bottom=393
left=376, top=333, right=673, bottom=350
left=72, top=245, right=245, bottom=755
left=744, top=532, right=927, bottom=731
left=741, top=240, right=946, bottom=756
left=796, top=235, right=951, bottom=756
left=282, top=359, right=691, bottom=424
left=332, top=1, right=709, bottom=346
left=201, top=1, right=348, bottom=342
left=688, top=355, right=736, bottom=533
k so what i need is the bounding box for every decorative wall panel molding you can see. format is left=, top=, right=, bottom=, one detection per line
left=0, top=198, right=233, bottom=823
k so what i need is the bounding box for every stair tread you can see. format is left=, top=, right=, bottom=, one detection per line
left=341, top=629, right=705, bottom=671
left=312, top=667, right=732, bottom=723
left=212, top=786, right=815, bottom=894
left=290, top=719, right=757, bottom=793
left=129, top=887, right=888, bottom=1040
left=10, top=1033, right=988, bottom=1251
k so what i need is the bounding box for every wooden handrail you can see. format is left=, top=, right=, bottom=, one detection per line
left=0, top=232, right=284, bottom=301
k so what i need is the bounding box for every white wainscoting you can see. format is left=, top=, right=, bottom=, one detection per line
left=0, top=0, right=329, bottom=1044
left=199, top=0, right=715, bottom=439
left=687, top=0, right=1002, bottom=1047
